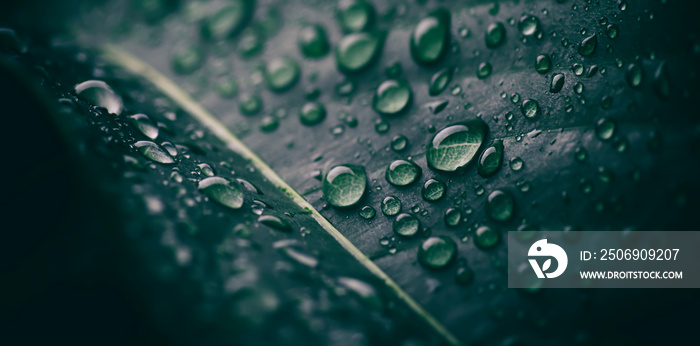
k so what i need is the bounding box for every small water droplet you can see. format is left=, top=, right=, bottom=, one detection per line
left=322, top=165, right=367, bottom=208
left=386, top=160, right=421, bottom=186
left=418, top=236, right=457, bottom=269
left=265, top=56, right=300, bottom=92
left=486, top=190, right=514, bottom=221
left=74, top=80, right=123, bottom=115
left=520, top=99, right=540, bottom=119
left=509, top=157, right=524, bottom=171
left=359, top=205, right=376, bottom=219
left=336, top=32, right=385, bottom=73
left=393, top=213, right=420, bottom=237
left=429, top=67, right=454, bottom=96
left=299, top=101, right=326, bottom=126
left=381, top=196, right=401, bottom=216
left=422, top=178, right=446, bottom=201
left=135, top=141, right=175, bottom=164
left=298, top=24, right=330, bottom=58
left=474, top=225, right=500, bottom=248
left=485, top=22, right=506, bottom=48
left=478, top=140, right=503, bottom=177
left=372, top=79, right=412, bottom=115
left=550, top=74, right=565, bottom=93
left=444, top=208, right=462, bottom=227
left=535, top=54, right=551, bottom=73
left=130, top=113, right=159, bottom=140
left=426, top=119, right=488, bottom=172
left=578, top=34, right=597, bottom=56
left=198, top=177, right=244, bottom=210
left=410, top=9, right=451, bottom=65
left=518, top=15, right=540, bottom=36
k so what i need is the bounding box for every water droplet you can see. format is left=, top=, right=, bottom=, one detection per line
left=74, top=80, right=123, bottom=115
left=578, top=34, right=597, bottom=56
left=653, top=62, right=670, bottom=99
left=486, top=189, right=514, bottom=222
left=259, top=214, right=292, bottom=232
left=535, top=54, right=551, bottom=73
left=574, top=82, right=584, bottom=94
left=550, top=73, right=565, bottom=93
left=573, top=63, right=584, bottom=76
left=381, top=196, right=401, bottom=216
left=474, top=226, right=500, bottom=248
left=207, top=3, right=255, bottom=38
left=595, top=117, right=616, bottom=141
left=455, top=266, right=474, bottom=285
left=335, top=32, right=385, bottom=73
left=259, top=116, right=279, bottom=132
left=606, top=24, right=619, bottom=39
left=299, top=24, right=330, bottom=58
left=426, top=119, right=488, bottom=172
left=299, top=101, right=326, bottom=126
left=422, top=178, right=446, bottom=201
left=429, top=67, right=453, bottom=96
left=485, top=22, right=506, bottom=48
left=374, top=119, right=389, bottom=133
left=520, top=99, right=540, bottom=119
left=359, top=205, right=376, bottom=219
left=518, top=15, right=540, bottom=36
left=418, top=236, right=457, bottom=269
left=574, top=146, right=587, bottom=162
left=337, top=0, right=375, bottom=33
left=444, top=208, right=462, bottom=227
left=239, top=93, right=263, bottom=116
left=626, top=60, right=643, bottom=88
left=130, top=113, right=159, bottom=140
left=509, top=157, right=524, bottom=171
left=393, top=213, right=420, bottom=237
left=372, top=79, right=412, bottom=115
left=237, top=29, right=264, bottom=58
left=478, top=140, right=503, bottom=177
left=477, top=62, right=492, bottom=79
left=410, top=9, right=451, bottom=65
left=198, top=177, right=244, bottom=210
left=171, top=46, right=205, bottom=75
left=265, top=56, right=300, bottom=92
left=385, top=160, right=421, bottom=187
left=135, top=141, right=175, bottom=164
left=391, top=135, right=408, bottom=151
left=322, top=165, right=367, bottom=208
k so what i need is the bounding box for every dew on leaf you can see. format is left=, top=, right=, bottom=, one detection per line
left=171, top=46, right=205, bottom=75
left=509, top=157, right=524, bottom=171
left=200, top=1, right=254, bottom=41
left=198, top=177, right=244, bottom=210
left=299, top=24, right=330, bottom=58
left=359, top=205, right=376, bottom=219
left=429, top=67, right=453, bottom=96
left=535, top=54, right=551, bottom=73
left=477, top=62, right=492, bottom=79
left=259, top=214, right=292, bottom=232
left=74, top=80, right=123, bottom=115
left=422, top=178, right=446, bottom=201
left=391, top=135, right=408, bottom=151
left=550, top=73, right=565, bottom=93
left=130, top=113, right=159, bottom=140
left=486, top=189, right=514, bottom=222
left=410, top=9, right=451, bottom=66
left=520, top=99, right=540, bottom=119
left=393, top=213, right=420, bottom=237
left=385, top=160, right=421, bottom=187
left=485, top=22, right=506, bottom=48
left=135, top=140, right=175, bottom=164
left=239, top=93, right=263, bottom=115
left=418, top=236, right=457, bottom=269
left=578, top=34, right=597, bottom=56
left=518, top=15, right=540, bottom=36
left=474, top=225, right=500, bottom=248
left=337, top=0, right=375, bottom=33
left=335, top=32, right=385, bottom=73
left=426, top=119, right=488, bottom=172
left=372, top=79, right=412, bottom=115
left=322, top=165, right=367, bottom=208
left=265, top=56, right=300, bottom=92
left=381, top=196, right=401, bottom=216
left=444, top=208, right=462, bottom=227
left=478, top=140, right=503, bottom=177
left=626, top=60, right=643, bottom=88
left=299, top=101, right=326, bottom=126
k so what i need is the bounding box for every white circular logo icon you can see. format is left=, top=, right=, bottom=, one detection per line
left=528, top=239, right=568, bottom=278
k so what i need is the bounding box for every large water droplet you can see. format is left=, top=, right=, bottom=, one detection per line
left=625, top=60, right=643, bottom=88
left=429, top=67, right=453, bottom=96
left=385, top=160, right=421, bottom=186
left=410, top=9, right=451, bottom=66
left=535, top=54, right=551, bottom=74
left=335, top=32, right=385, bottom=73
left=422, top=178, right=446, bottom=201
left=299, top=102, right=326, bottom=126
left=393, top=213, right=419, bottom=237
left=198, top=177, right=244, bottom=210
left=265, top=56, right=300, bottom=92
left=474, top=225, right=500, bottom=249
left=200, top=1, right=255, bottom=41
left=259, top=214, right=292, bottom=232
left=171, top=46, right=205, bottom=75
left=74, top=80, right=123, bottom=115
left=426, top=119, right=488, bottom=172
left=485, top=22, right=506, bottom=48
left=478, top=140, right=503, bottom=177
left=520, top=99, right=540, bottom=119
left=381, top=196, right=401, bottom=216
left=578, top=34, right=597, bottom=56
left=518, top=15, right=540, bottom=36
left=550, top=73, right=565, bottom=93
left=372, top=79, right=412, bottom=115
left=595, top=117, right=616, bottom=141
left=337, top=0, right=375, bottom=33
left=299, top=24, right=330, bottom=58
left=486, top=189, right=514, bottom=222
left=322, top=165, right=367, bottom=208
left=135, top=140, right=175, bottom=164
left=418, top=236, right=457, bottom=269
left=130, top=113, right=159, bottom=140
left=653, top=62, right=670, bottom=99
